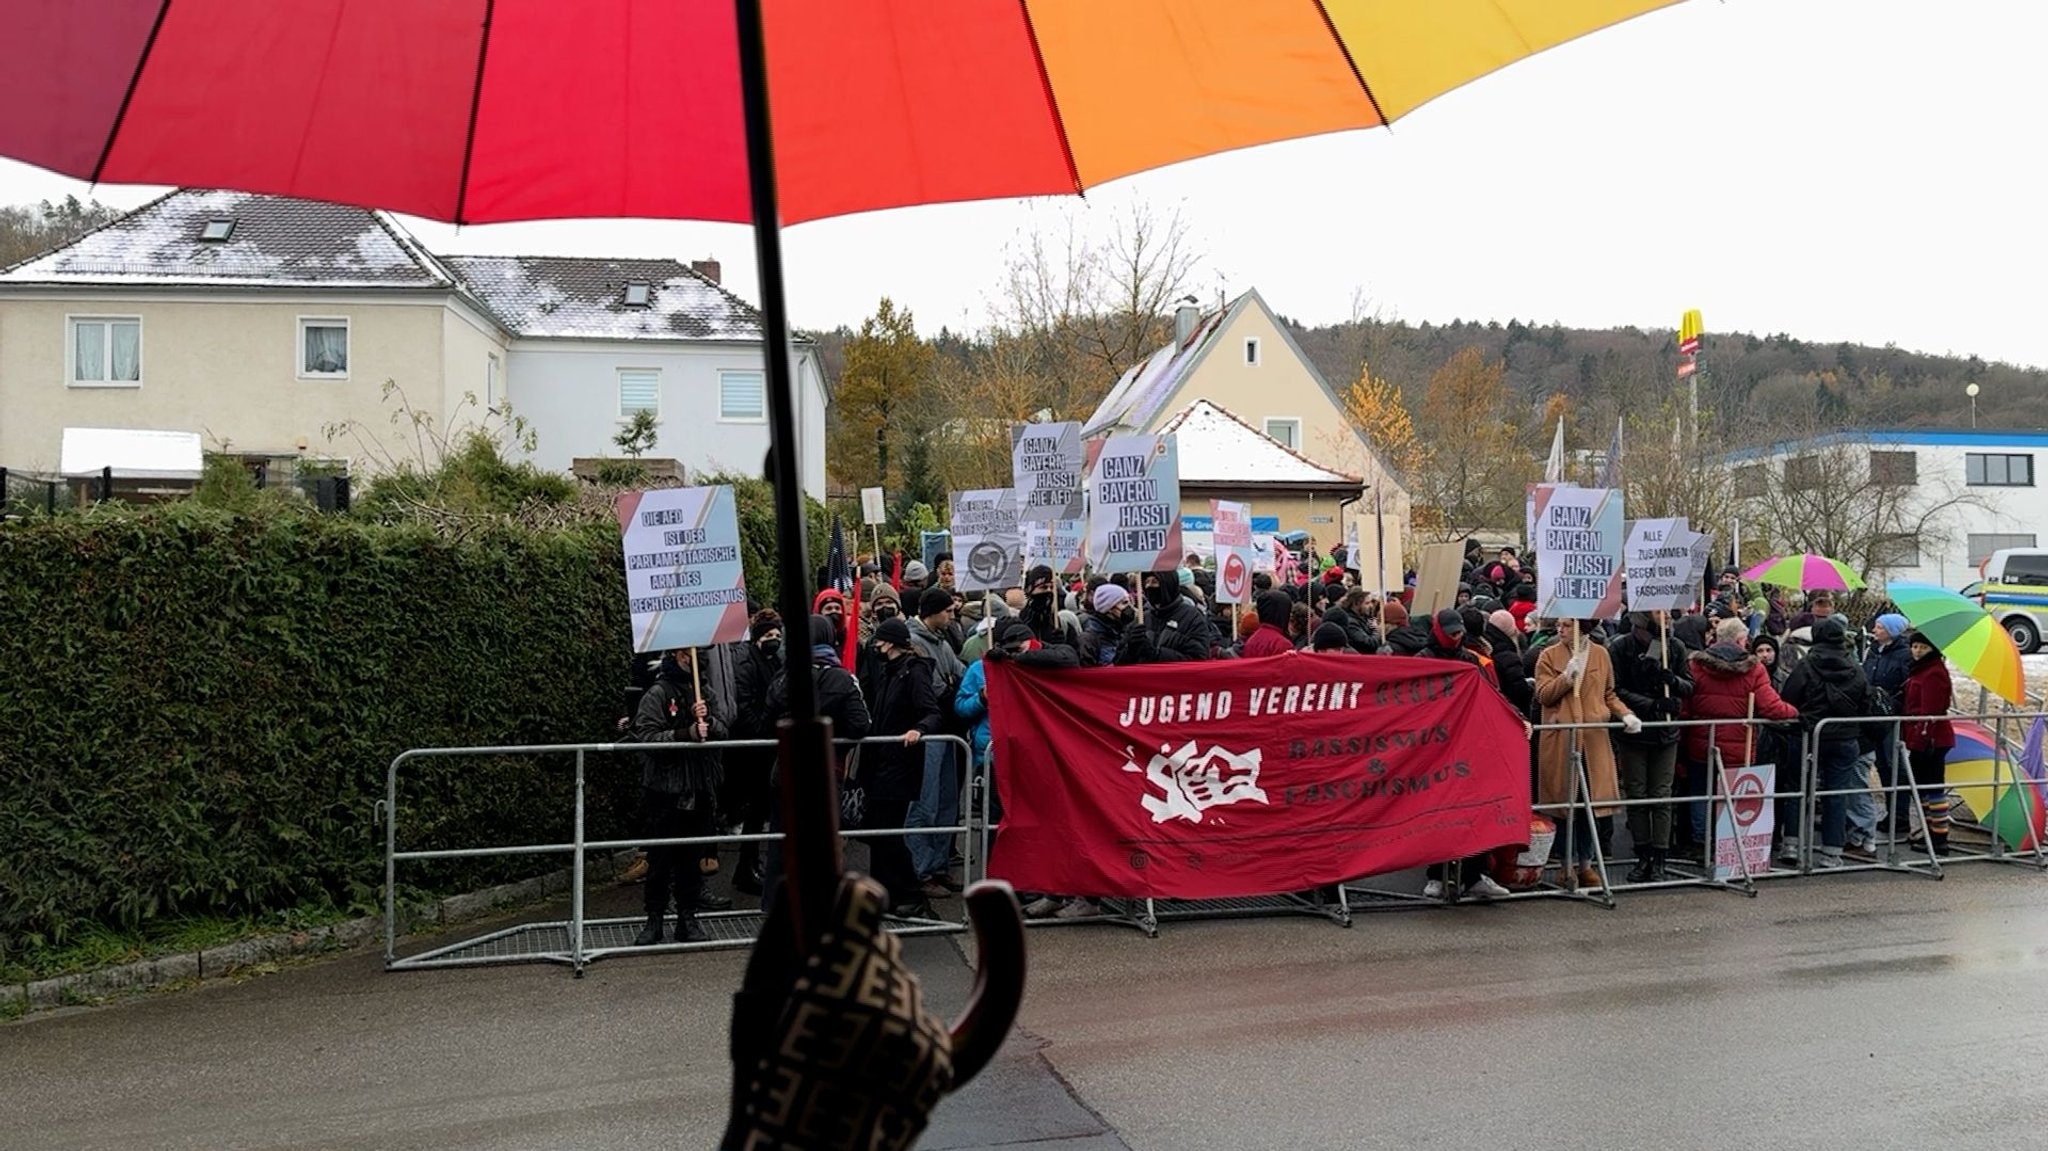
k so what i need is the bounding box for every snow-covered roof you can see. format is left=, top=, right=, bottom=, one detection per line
left=1159, top=400, right=1361, bottom=488
left=60, top=427, right=204, bottom=480
left=1082, top=298, right=1238, bottom=436
left=444, top=255, right=762, bottom=341
left=0, top=189, right=455, bottom=289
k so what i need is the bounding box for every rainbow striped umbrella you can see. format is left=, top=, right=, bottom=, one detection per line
left=1741, top=553, right=1866, bottom=592
left=1884, top=583, right=2026, bottom=706
left=1947, top=720, right=2046, bottom=851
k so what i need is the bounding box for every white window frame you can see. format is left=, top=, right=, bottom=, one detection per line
left=1244, top=337, right=1262, bottom=366
left=296, top=316, right=352, bottom=380
left=618, top=367, right=661, bottom=420
left=485, top=353, right=502, bottom=409
left=719, top=368, right=768, bottom=423
left=66, top=314, right=143, bottom=388
left=1263, top=416, right=1302, bottom=451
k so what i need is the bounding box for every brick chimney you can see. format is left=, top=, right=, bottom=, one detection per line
left=690, top=258, right=721, bottom=285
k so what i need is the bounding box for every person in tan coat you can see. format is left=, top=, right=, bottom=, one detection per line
left=1532, top=619, right=1642, bottom=888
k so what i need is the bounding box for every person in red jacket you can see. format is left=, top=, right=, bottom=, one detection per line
left=1241, top=590, right=1296, bottom=658
left=1679, top=618, right=1799, bottom=876
left=1900, top=631, right=1956, bottom=855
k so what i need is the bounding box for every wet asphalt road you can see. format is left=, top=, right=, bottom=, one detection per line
left=5, top=866, right=2048, bottom=1150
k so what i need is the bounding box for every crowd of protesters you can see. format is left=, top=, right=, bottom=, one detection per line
left=616, top=536, right=1959, bottom=941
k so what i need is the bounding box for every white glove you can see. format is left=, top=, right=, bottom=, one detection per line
left=1564, top=652, right=1587, bottom=682
left=1620, top=713, right=1643, bottom=735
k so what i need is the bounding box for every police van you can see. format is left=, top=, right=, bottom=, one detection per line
left=1961, top=547, right=2048, bottom=653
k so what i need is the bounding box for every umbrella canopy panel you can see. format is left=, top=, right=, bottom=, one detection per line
left=0, top=0, right=1680, bottom=227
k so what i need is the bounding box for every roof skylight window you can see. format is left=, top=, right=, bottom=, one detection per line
left=199, top=219, right=234, bottom=242
left=623, top=283, right=652, bottom=307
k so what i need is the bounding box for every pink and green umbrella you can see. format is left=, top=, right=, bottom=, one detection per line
left=1884, top=582, right=2026, bottom=706
left=1741, top=553, right=1866, bottom=592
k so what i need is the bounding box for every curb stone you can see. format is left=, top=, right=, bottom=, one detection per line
left=15, top=849, right=636, bottom=1016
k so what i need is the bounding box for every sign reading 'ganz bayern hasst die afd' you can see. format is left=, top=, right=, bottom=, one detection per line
left=985, top=654, right=1532, bottom=900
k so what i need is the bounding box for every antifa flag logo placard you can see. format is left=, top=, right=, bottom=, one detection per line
left=986, top=655, right=1533, bottom=900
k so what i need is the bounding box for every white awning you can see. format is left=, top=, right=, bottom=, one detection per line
left=60, top=427, right=205, bottom=480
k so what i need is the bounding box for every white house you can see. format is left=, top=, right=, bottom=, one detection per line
left=445, top=255, right=827, bottom=497
left=0, top=190, right=829, bottom=497
left=1729, top=428, right=2048, bottom=587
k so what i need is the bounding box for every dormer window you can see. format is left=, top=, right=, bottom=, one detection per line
left=200, top=219, right=234, bottom=242
left=623, top=283, right=651, bottom=307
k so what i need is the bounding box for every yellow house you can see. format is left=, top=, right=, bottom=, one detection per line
left=1083, top=288, right=1408, bottom=588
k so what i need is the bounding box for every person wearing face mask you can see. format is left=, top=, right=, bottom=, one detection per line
left=724, top=610, right=784, bottom=895
left=813, top=587, right=849, bottom=649
left=1080, top=582, right=1138, bottom=666
left=1137, top=568, right=1218, bottom=661
left=1019, top=564, right=1082, bottom=649
left=861, top=616, right=943, bottom=917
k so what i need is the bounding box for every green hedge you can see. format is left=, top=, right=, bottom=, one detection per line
left=0, top=504, right=640, bottom=953
left=0, top=477, right=837, bottom=956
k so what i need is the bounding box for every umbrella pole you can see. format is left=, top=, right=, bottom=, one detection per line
left=734, top=0, right=838, bottom=951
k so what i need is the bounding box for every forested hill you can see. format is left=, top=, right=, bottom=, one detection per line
left=1281, top=315, right=2048, bottom=442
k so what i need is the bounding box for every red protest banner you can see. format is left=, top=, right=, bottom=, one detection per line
left=986, top=654, right=1531, bottom=900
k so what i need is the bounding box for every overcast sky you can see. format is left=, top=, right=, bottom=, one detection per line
left=4, top=0, right=2041, bottom=368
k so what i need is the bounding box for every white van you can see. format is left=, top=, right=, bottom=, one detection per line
left=1960, top=547, right=2048, bottom=653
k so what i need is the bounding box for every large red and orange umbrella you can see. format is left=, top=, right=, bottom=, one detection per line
left=0, top=0, right=1681, bottom=1092
left=3, top=2, right=1680, bottom=226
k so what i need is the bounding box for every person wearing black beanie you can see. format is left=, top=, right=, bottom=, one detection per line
left=1310, top=622, right=1350, bottom=653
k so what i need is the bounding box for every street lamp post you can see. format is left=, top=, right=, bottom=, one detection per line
left=1967, top=382, right=1980, bottom=429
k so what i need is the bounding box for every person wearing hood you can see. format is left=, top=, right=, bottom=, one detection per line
left=1677, top=619, right=1800, bottom=871
left=1606, top=613, right=1695, bottom=882
left=1533, top=619, right=1642, bottom=889
left=630, top=649, right=729, bottom=946
left=1137, top=568, right=1219, bottom=661
left=813, top=587, right=850, bottom=650
left=1854, top=611, right=1914, bottom=848
left=1901, top=631, right=1956, bottom=855
left=1020, top=564, right=1082, bottom=649
left=1080, top=583, right=1139, bottom=666
left=1670, top=612, right=1713, bottom=654
left=1241, top=590, right=1297, bottom=658
left=1779, top=616, right=1874, bottom=868
left=723, top=611, right=786, bottom=895
left=860, top=617, right=944, bottom=917
left=955, top=617, right=1081, bottom=809
left=1485, top=609, right=1535, bottom=717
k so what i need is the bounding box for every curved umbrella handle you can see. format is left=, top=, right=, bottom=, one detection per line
left=945, top=879, right=1027, bottom=1086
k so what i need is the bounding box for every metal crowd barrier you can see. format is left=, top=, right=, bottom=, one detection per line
left=382, top=734, right=980, bottom=976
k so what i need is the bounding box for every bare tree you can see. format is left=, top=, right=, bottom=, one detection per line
left=1732, top=416, right=1986, bottom=583
left=992, top=201, right=1205, bottom=422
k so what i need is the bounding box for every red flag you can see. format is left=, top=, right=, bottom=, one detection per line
left=890, top=550, right=903, bottom=591
left=843, top=574, right=862, bottom=671
left=986, top=655, right=1531, bottom=899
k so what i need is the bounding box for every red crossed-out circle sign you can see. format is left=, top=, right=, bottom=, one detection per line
left=1728, top=770, right=1767, bottom=828
left=1222, top=551, right=1249, bottom=602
